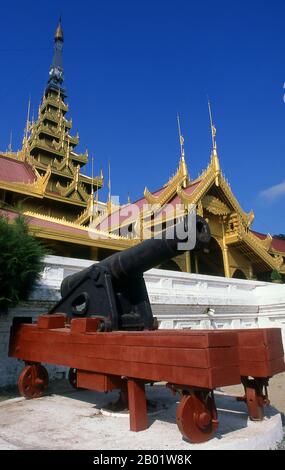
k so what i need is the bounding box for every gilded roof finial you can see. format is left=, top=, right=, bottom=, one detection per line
left=55, top=17, right=64, bottom=42
left=66, top=137, right=70, bottom=165
left=177, top=113, right=189, bottom=186
left=23, top=96, right=31, bottom=159
left=47, top=18, right=65, bottom=94
left=89, top=156, right=95, bottom=224
left=95, top=181, right=99, bottom=213
left=177, top=113, right=185, bottom=160
left=208, top=99, right=217, bottom=152
left=207, top=99, right=220, bottom=185
left=7, top=130, right=13, bottom=154
left=75, top=164, right=80, bottom=191
left=108, top=160, right=111, bottom=203
left=91, top=156, right=94, bottom=197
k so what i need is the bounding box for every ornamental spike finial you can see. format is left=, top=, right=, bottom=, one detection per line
left=108, top=160, right=111, bottom=203
left=177, top=113, right=185, bottom=160
left=208, top=98, right=217, bottom=152
left=91, top=156, right=94, bottom=196
left=208, top=99, right=220, bottom=185
left=176, top=113, right=189, bottom=186
left=55, top=17, right=63, bottom=42
left=46, top=19, right=65, bottom=94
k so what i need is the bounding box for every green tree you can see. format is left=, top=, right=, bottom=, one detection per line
left=0, top=214, right=47, bottom=310
left=270, top=269, right=282, bottom=283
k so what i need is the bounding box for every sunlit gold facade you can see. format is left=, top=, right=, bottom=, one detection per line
left=0, top=23, right=284, bottom=279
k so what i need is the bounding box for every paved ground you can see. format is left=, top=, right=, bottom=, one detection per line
left=2, top=372, right=284, bottom=416
left=0, top=378, right=284, bottom=450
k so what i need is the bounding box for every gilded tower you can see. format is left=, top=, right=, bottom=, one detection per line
left=21, top=20, right=103, bottom=223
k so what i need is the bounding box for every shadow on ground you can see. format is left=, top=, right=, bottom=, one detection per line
left=26, top=379, right=280, bottom=441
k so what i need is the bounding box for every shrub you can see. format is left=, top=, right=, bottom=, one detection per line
left=270, top=269, right=282, bottom=283
left=0, top=214, right=47, bottom=309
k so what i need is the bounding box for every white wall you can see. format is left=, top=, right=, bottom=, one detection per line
left=1, top=255, right=284, bottom=387
left=32, top=255, right=285, bottom=340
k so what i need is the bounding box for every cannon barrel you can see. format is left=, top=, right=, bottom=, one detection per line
left=100, top=214, right=210, bottom=281
left=53, top=215, right=211, bottom=329
left=61, top=215, right=210, bottom=297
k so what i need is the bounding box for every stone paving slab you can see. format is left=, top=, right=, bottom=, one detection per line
left=0, top=385, right=283, bottom=450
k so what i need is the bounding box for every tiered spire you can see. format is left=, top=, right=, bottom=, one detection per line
left=47, top=18, right=65, bottom=95
left=17, top=19, right=103, bottom=224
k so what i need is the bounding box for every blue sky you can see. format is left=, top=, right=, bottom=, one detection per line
left=0, top=0, right=284, bottom=234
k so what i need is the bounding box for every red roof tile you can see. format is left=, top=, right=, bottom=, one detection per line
left=95, top=180, right=202, bottom=232
left=0, top=155, right=36, bottom=184
left=0, top=209, right=86, bottom=236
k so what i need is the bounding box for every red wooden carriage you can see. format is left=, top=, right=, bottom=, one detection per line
left=9, top=315, right=285, bottom=443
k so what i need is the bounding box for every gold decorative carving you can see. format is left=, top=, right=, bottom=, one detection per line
left=202, top=195, right=231, bottom=215
left=76, top=198, right=93, bottom=225
left=177, top=169, right=213, bottom=205
left=69, top=191, right=82, bottom=202
left=77, top=183, right=89, bottom=202
left=26, top=165, right=51, bottom=195
left=244, top=209, right=255, bottom=228
left=144, top=156, right=189, bottom=207
left=227, top=220, right=283, bottom=271
left=273, top=255, right=284, bottom=270
left=196, top=200, right=203, bottom=217
left=257, top=233, right=272, bottom=251
left=144, top=187, right=162, bottom=205
left=219, top=175, right=255, bottom=227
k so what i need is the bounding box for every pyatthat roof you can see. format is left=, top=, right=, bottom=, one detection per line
left=0, top=208, right=89, bottom=235
left=0, top=155, right=36, bottom=184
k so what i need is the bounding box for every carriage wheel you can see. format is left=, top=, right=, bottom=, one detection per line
left=18, top=364, right=49, bottom=399
left=176, top=391, right=218, bottom=443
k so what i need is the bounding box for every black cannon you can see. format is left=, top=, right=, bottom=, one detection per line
left=49, top=215, right=211, bottom=331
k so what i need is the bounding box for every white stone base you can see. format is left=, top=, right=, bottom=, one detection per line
left=0, top=385, right=283, bottom=450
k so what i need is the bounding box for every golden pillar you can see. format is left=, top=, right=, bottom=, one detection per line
left=248, top=265, right=255, bottom=280
left=90, top=246, right=99, bottom=261
left=221, top=219, right=231, bottom=278
left=185, top=251, right=191, bottom=273
left=222, top=245, right=231, bottom=278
